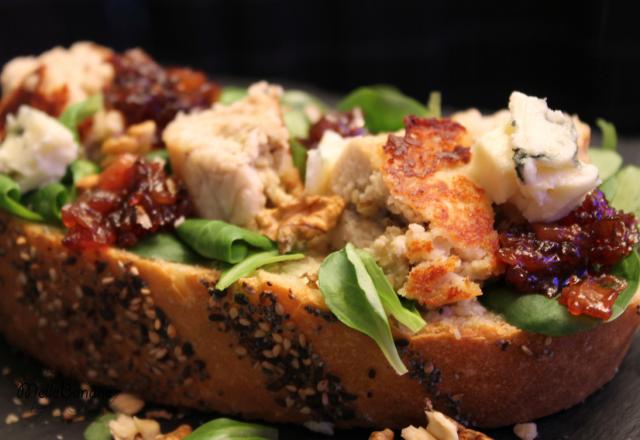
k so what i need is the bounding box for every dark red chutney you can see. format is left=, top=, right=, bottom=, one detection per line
left=303, top=109, right=367, bottom=149
left=62, top=154, right=192, bottom=251
left=497, top=190, right=638, bottom=319
left=104, top=49, right=220, bottom=130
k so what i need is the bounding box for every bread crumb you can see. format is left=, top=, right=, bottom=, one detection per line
left=514, top=422, right=538, bottom=440
left=369, top=428, right=395, bottom=440
left=62, top=406, right=77, bottom=422
left=5, top=413, right=19, bottom=425
left=110, top=393, right=145, bottom=416
left=303, top=421, right=335, bottom=436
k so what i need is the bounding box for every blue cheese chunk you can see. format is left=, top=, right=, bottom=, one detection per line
left=0, top=106, right=78, bottom=191
left=465, top=91, right=599, bottom=223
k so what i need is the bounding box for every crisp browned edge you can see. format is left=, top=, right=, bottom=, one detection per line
left=0, top=213, right=638, bottom=430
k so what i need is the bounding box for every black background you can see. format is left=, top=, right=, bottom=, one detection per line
left=1, top=0, right=639, bottom=133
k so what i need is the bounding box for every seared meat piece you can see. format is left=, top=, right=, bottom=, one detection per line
left=163, top=81, right=302, bottom=228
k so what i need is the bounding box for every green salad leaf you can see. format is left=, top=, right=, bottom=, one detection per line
left=216, top=250, right=304, bottom=290
left=596, top=118, right=618, bottom=151
left=282, top=90, right=327, bottom=139
left=600, top=165, right=640, bottom=218
left=318, top=244, right=409, bottom=374
left=426, top=91, right=442, bottom=118
left=27, top=182, right=71, bottom=223
left=129, top=233, right=214, bottom=266
left=355, top=249, right=426, bottom=333
left=0, top=174, right=44, bottom=221
left=59, top=94, right=104, bottom=142
left=84, top=413, right=117, bottom=440
left=65, top=159, right=101, bottom=185
left=290, top=139, right=308, bottom=180
left=589, top=149, right=623, bottom=182
left=480, top=251, right=640, bottom=336
left=186, top=417, right=278, bottom=440
left=177, top=219, right=276, bottom=264
left=219, top=86, right=248, bottom=105
left=337, top=85, right=435, bottom=133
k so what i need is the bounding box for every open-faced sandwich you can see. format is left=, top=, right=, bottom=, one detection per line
left=0, top=42, right=638, bottom=436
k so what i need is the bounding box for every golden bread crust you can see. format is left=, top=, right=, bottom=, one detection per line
left=0, top=214, right=638, bottom=429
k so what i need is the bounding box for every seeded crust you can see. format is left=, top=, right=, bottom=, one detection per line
left=0, top=213, right=638, bottom=429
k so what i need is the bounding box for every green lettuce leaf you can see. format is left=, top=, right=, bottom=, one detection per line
left=0, top=174, right=44, bottom=221
left=281, top=90, right=327, bottom=139
left=129, top=233, right=215, bottom=266
left=84, top=413, right=117, bottom=440
left=219, top=86, right=248, bottom=105
left=426, top=91, right=442, bottom=118
left=596, top=118, right=618, bottom=151
left=185, top=417, right=278, bottom=440
left=65, top=159, right=101, bottom=185
left=59, top=94, right=104, bottom=142
left=319, top=244, right=408, bottom=374
left=27, top=182, right=71, bottom=223
left=290, top=139, right=308, bottom=180
left=480, top=251, right=640, bottom=336
left=216, top=250, right=304, bottom=291
left=337, top=86, right=436, bottom=133
left=177, top=219, right=275, bottom=264
left=589, top=149, right=622, bottom=182
left=600, top=166, right=640, bottom=218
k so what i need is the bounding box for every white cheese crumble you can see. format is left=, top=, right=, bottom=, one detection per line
left=0, top=106, right=78, bottom=191
left=465, top=91, right=599, bottom=222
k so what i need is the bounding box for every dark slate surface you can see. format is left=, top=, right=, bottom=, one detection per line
left=0, top=134, right=638, bottom=440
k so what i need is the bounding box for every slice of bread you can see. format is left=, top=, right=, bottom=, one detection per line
left=0, top=213, right=638, bottom=429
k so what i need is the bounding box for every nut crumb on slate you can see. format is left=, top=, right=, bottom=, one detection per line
left=514, top=422, right=538, bottom=440
left=61, top=406, right=77, bottom=422
left=110, top=393, right=145, bottom=415
left=5, top=413, right=19, bottom=425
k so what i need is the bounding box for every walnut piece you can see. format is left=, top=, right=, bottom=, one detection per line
left=256, top=195, right=345, bottom=253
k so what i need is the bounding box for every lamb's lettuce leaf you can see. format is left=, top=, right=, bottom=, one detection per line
left=589, top=149, right=622, bottom=182
left=318, top=244, right=425, bottom=374
left=290, top=139, right=308, bottom=180
left=177, top=219, right=275, bottom=264
left=319, top=244, right=407, bottom=374
left=185, top=417, right=278, bottom=440
left=26, top=182, right=71, bottom=223
left=129, top=233, right=213, bottom=266
left=600, top=165, right=640, bottom=218
left=337, top=85, right=439, bottom=133
left=282, top=90, right=327, bottom=139
left=65, top=159, right=101, bottom=185
left=83, top=413, right=117, bottom=440
left=215, top=250, right=304, bottom=290
left=59, top=94, right=103, bottom=142
left=426, top=91, right=442, bottom=118
left=596, top=118, right=618, bottom=151
left=219, top=87, right=248, bottom=105
left=0, top=174, right=44, bottom=221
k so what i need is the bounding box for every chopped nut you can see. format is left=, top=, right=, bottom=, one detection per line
left=109, top=414, right=161, bottom=440
left=369, top=428, right=395, bottom=440
left=62, top=406, right=77, bottom=422
left=513, top=422, right=538, bottom=440
left=156, top=424, right=193, bottom=440
left=110, top=393, right=145, bottom=416
left=4, top=413, right=19, bottom=425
